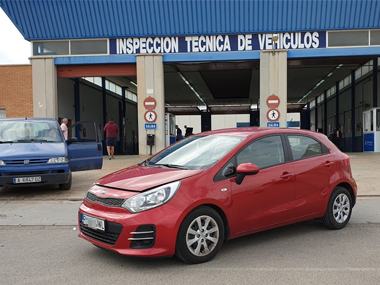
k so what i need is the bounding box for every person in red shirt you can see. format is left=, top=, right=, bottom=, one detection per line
left=103, top=118, right=119, bottom=160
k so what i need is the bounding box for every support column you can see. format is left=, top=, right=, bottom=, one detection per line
left=102, top=77, right=107, bottom=126
left=373, top=58, right=378, bottom=107
left=31, top=57, right=58, bottom=118
left=315, top=98, right=318, bottom=131
left=324, top=90, right=327, bottom=134
left=259, top=50, right=287, bottom=128
left=335, top=81, right=340, bottom=129
left=121, top=87, right=127, bottom=153
left=136, top=54, right=165, bottom=155
left=351, top=71, right=356, bottom=151
left=74, top=78, right=80, bottom=122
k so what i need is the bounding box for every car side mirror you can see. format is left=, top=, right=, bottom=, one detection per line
left=235, top=163, right=260, bottom=185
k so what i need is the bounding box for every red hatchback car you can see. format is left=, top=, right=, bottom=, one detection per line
left=78, top=127, right=357, bottom=264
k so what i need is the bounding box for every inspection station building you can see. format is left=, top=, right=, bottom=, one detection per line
left=0, top=0, right=380, bottom=154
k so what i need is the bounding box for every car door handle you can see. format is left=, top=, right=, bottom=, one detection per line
left=280, top=172, right=293, bottom=179
left=325, top=161, right=334, bottom=167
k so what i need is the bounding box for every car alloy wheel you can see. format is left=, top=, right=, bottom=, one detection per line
left=186, top=215, right=219, bottom=256
left=322, top=186, right=352, bottom=230
left=176, top=206, right=224, bottom=264
left=332, top=193, right=350, bottom=223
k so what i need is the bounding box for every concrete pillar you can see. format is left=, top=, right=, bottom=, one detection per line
left=136, top=54, right=165, bottom=155
left=31, top=57, right=58, bottom=118
left=259, top=50, right=287, bottom=128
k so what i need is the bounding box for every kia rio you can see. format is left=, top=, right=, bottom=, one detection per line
left=78, top=128, right=357, bottom=264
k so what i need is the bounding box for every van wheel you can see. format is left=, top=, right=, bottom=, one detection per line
left=59, top=173, right=72, bottom=190
left=176, top=206, right=224, bottom=264
left=322, top=186, right=352, bottom=230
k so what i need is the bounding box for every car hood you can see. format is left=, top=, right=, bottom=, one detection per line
left=0, top=142, right=66, bottom=159
left=96, top=165, right=203, bottom=191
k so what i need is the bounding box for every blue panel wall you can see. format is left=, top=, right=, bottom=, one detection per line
left=1, top=0, right=380, bottom=40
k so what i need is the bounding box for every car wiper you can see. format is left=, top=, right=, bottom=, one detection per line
left=16, top=139, right=49, bottom=143
left=154, top=163, right=189, bottom=170
left=0, top=140, right=14, bottom=143
left=139, top=159, right=150, bottom=166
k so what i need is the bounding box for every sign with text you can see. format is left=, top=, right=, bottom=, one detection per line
left=110, top=32, right=326, bottom=54
left=145, top=123, right=157, bottom=130
left=267, top=122, right=280, bottom=128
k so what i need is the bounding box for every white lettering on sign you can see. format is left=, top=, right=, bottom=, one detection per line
left=113, top=32, right=324, bottom=54
left=185, top=35, right=232, bottom=52
left=117, top=37, right=179, bottom=54
left=238, top=34, right=252, bottom=51
left=262, top=32, right=320, bottom=50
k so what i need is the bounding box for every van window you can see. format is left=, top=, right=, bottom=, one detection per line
left=0, top=120, right=63, bottom=143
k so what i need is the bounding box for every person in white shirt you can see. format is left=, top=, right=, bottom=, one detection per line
left=60, top=118, right=68, bottom=140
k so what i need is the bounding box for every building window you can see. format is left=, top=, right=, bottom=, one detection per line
left=370, top=30, right=380, bottom=45
left=0, top=109, right=6, bottom=118
left=33, top=41, right=69, bottom=55
left=71, top=40, right=107, bottom=55
left=328, top=31, right=369, bottom=47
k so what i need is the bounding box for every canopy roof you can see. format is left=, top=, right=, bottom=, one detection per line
left=1, top=0, right=379, bottom=41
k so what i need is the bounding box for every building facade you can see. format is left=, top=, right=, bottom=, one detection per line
left=1, top=0, right=380, bottom=153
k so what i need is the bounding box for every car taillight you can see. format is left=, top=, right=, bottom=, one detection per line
left=342, top=153, right=352, bottom=175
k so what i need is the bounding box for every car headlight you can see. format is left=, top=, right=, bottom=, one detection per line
left=122, top=181, right=181, bottom=213
left=47, top=157, right=68, bottom=163
left=0, top=160, right=5, bottom=166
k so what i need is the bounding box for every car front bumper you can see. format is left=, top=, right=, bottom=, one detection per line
left=78, top=201, right=183, bottom=257
left=0, top=164, right=71, bottom=187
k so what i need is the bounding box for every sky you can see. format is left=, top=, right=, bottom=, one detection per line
left=0, top=8, right=31, bottom=64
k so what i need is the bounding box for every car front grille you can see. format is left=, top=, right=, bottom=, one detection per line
left=129, top=225, right=156, bottom=249
left=80, top=219, right=123, bottom=245
left=85, top=191, right=126, bottom=207
left=3, top=158, right=49, bottom=165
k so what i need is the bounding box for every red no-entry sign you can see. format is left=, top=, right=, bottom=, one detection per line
left=144, top=97, right=157, bottom=111
left=267, top=94, right=280, bottom=109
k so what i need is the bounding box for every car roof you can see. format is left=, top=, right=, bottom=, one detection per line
left=0, top=118, right=58, bottom=122
left=198, top=127, right=322, bottom=138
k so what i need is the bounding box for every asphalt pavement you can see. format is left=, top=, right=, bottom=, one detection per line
left=1, top=152, right=380, bottom=285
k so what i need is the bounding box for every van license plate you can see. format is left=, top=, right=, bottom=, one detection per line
left=13, top=177, right=42, bottom=184
left=81, top=214, right=105, bottom=231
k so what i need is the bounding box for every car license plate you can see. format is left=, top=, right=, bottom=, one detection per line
left=81, top=214, right=105, bottom=231
left=13, top=176, right=42, bottom=184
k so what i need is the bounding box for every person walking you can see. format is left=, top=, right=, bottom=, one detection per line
left=60, top=118, right=68, bottom=140
left=176, top=125, right=183, bottom=141
left=103, top=118, right=119, bottom=160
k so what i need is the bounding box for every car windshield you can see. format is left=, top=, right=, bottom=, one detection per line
left=0, top=120, right=64, bottom=143
left=147, top=135, right=244, bottom=170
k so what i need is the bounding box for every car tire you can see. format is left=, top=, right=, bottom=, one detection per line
left=322, top=186, right=352, bottom=230
left=176, top=206, right=224, bottom=264
left=59, top=173, right=72, bottom=190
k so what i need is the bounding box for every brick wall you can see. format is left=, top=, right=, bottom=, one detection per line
left=0, top=65, right=33, bottom=118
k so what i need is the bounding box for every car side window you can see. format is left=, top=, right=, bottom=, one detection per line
left=236, top=136, right=285, bottom=169
left=288, top=135, right=323, bottom=160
